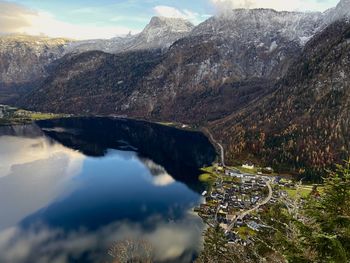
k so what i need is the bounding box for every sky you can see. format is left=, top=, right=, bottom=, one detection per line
left=0, top=0, right=340, bottom=40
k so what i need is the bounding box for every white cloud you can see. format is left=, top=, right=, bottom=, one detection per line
left=210, top=0, right=337, bottom=12
left=0, top=0, right=35, bottom=33
left=0, top=1, right=138, bottom=39
left=153, top=5, right=205, bottom=24
left=19, top=11, right=138, bottom=39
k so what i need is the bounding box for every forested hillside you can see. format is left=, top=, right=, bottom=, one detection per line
left=211, top=20, right=350, bottom=178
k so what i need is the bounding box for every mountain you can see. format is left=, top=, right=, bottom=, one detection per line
left=191, top=9, right=323, bottom=46
left=0, top=35, right=71, bottom=103
left=0, top=17, right=193, bottom=104
left=19, top=49, right=163, bottom=114
left=114, top=9, right=327, bottom=122
left=324, top=0, right=350, bottom=24
left=19, top=8, right=330, bottom=122
left=210, top=19, right=350, bottom=178
left=64, top=17, right=194, bottom=54
left=13, top=0, right=350, bottom=177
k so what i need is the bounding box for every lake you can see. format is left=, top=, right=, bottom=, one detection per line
left=0, top=117, right=216, bottom=263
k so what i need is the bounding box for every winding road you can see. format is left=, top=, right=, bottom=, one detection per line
left=203, top=128, right=225, bottom=167
left=202, top=127, right=274, bottom=233
left=226, top=179, right=273, bottom=233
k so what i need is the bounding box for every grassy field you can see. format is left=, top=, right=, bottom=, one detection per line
left=0, top=105, right=68, bottom=126
left=201, top=166, right=216, bottom=174
left=234, top=166, right=259, bottom=174
left=283, top=185, right=323, bottom=199
left=199, top=165, right=241, bottom=185
left=228, top=165, right=277, bottom=176
left=235, top=226, right=256, bottom=239
left=199, top=166, right=220, bottom=184
left=199, top=173, right=217, bottom=183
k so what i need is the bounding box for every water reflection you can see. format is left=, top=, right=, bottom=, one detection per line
left=37, top=117, right=216, bottom=191
left=143, top=160, right=176, bottom=187
left=0, top=135, right=84, bottom=230
left=0, top=215, right=203, bottom=263
left=0, top=118, right=216, bottom=263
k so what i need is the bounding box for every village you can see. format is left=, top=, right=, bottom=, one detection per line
left=194, top=162, right=303, bottom=245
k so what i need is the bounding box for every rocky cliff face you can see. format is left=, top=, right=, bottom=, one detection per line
left=122, top=1, right=350, bottom=125
left=192, top=9, right=323, bottom=45
left=324, top=0, right=350, bottom=24
left=64, top=17, right=194, bottom=54
left=19, top=49, right=163, bottom=114
left=18, top=1, right=350, bottom=124
left=116, top=9, right=325, bottom=121
left=0, top=35, right=70, bottom=84
left=210, top=19, right=350, bottom=177
left=0, top=35, right=71, bottom=103
left=0, top=17, right=193, bottom=103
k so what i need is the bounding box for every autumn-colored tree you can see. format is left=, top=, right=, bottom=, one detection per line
left=108, top=239, right=153, bottom=263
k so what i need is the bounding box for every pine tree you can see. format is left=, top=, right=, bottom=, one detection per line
left=250, top=160, right=350, bottom=262
left=301, top=160, right=350, bottom=262
left=196, top=224, right=232, bottom=263
left=197, top=161, right=350, bottom=262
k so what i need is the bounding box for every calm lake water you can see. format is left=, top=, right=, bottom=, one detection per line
left=0, top=118, right=216, bottom=263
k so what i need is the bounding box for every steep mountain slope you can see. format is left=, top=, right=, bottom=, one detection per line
left=210, top=19, right=350, bottom=177
left=115, top=9, right=326, bottom=121
left=0, top=35, right=71, bottom=103
left=324, top=0, right=350, bottom=24
left=0, top=17, right=192, bottom=104
left=192, top=9, right=323, bottom=46
left=65, top=17, right=194, bottom=54
left=19, top=49, right=163, bottom=114
left=20, top=8, right=328, bottom=122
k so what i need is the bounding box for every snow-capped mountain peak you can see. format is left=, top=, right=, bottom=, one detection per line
left=138, top=16, right=194, bottom=44
left=145, top=16, right=194, bottom=33
left=325, top=0, right=350, bottom=23
left=191, top=8, right=323, bottom=46
left=64, top=16, right=194, bottom=54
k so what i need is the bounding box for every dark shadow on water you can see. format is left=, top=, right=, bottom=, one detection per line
left=0, top=117, right=216, bottom=263
left=36, top=117, right=216, bottom=191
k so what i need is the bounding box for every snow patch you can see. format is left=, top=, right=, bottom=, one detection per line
left=269, top=41, right=278, bottom=52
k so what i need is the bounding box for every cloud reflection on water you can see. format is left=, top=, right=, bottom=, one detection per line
left=142, top=159, right=176, bottom=187
left=0, top=124, right=206, bottom=263
left=0, top=214, right=203, bottom=263
left=0, top=136, right=85, bottom=230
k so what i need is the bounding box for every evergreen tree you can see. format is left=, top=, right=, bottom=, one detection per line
left=300, top=160, right=350, bottom=262
left=197, top=161, right=350, bottom=262
left=196, top=224, right=233, bottom=263
left=267, top=160, right=350, bottom=262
